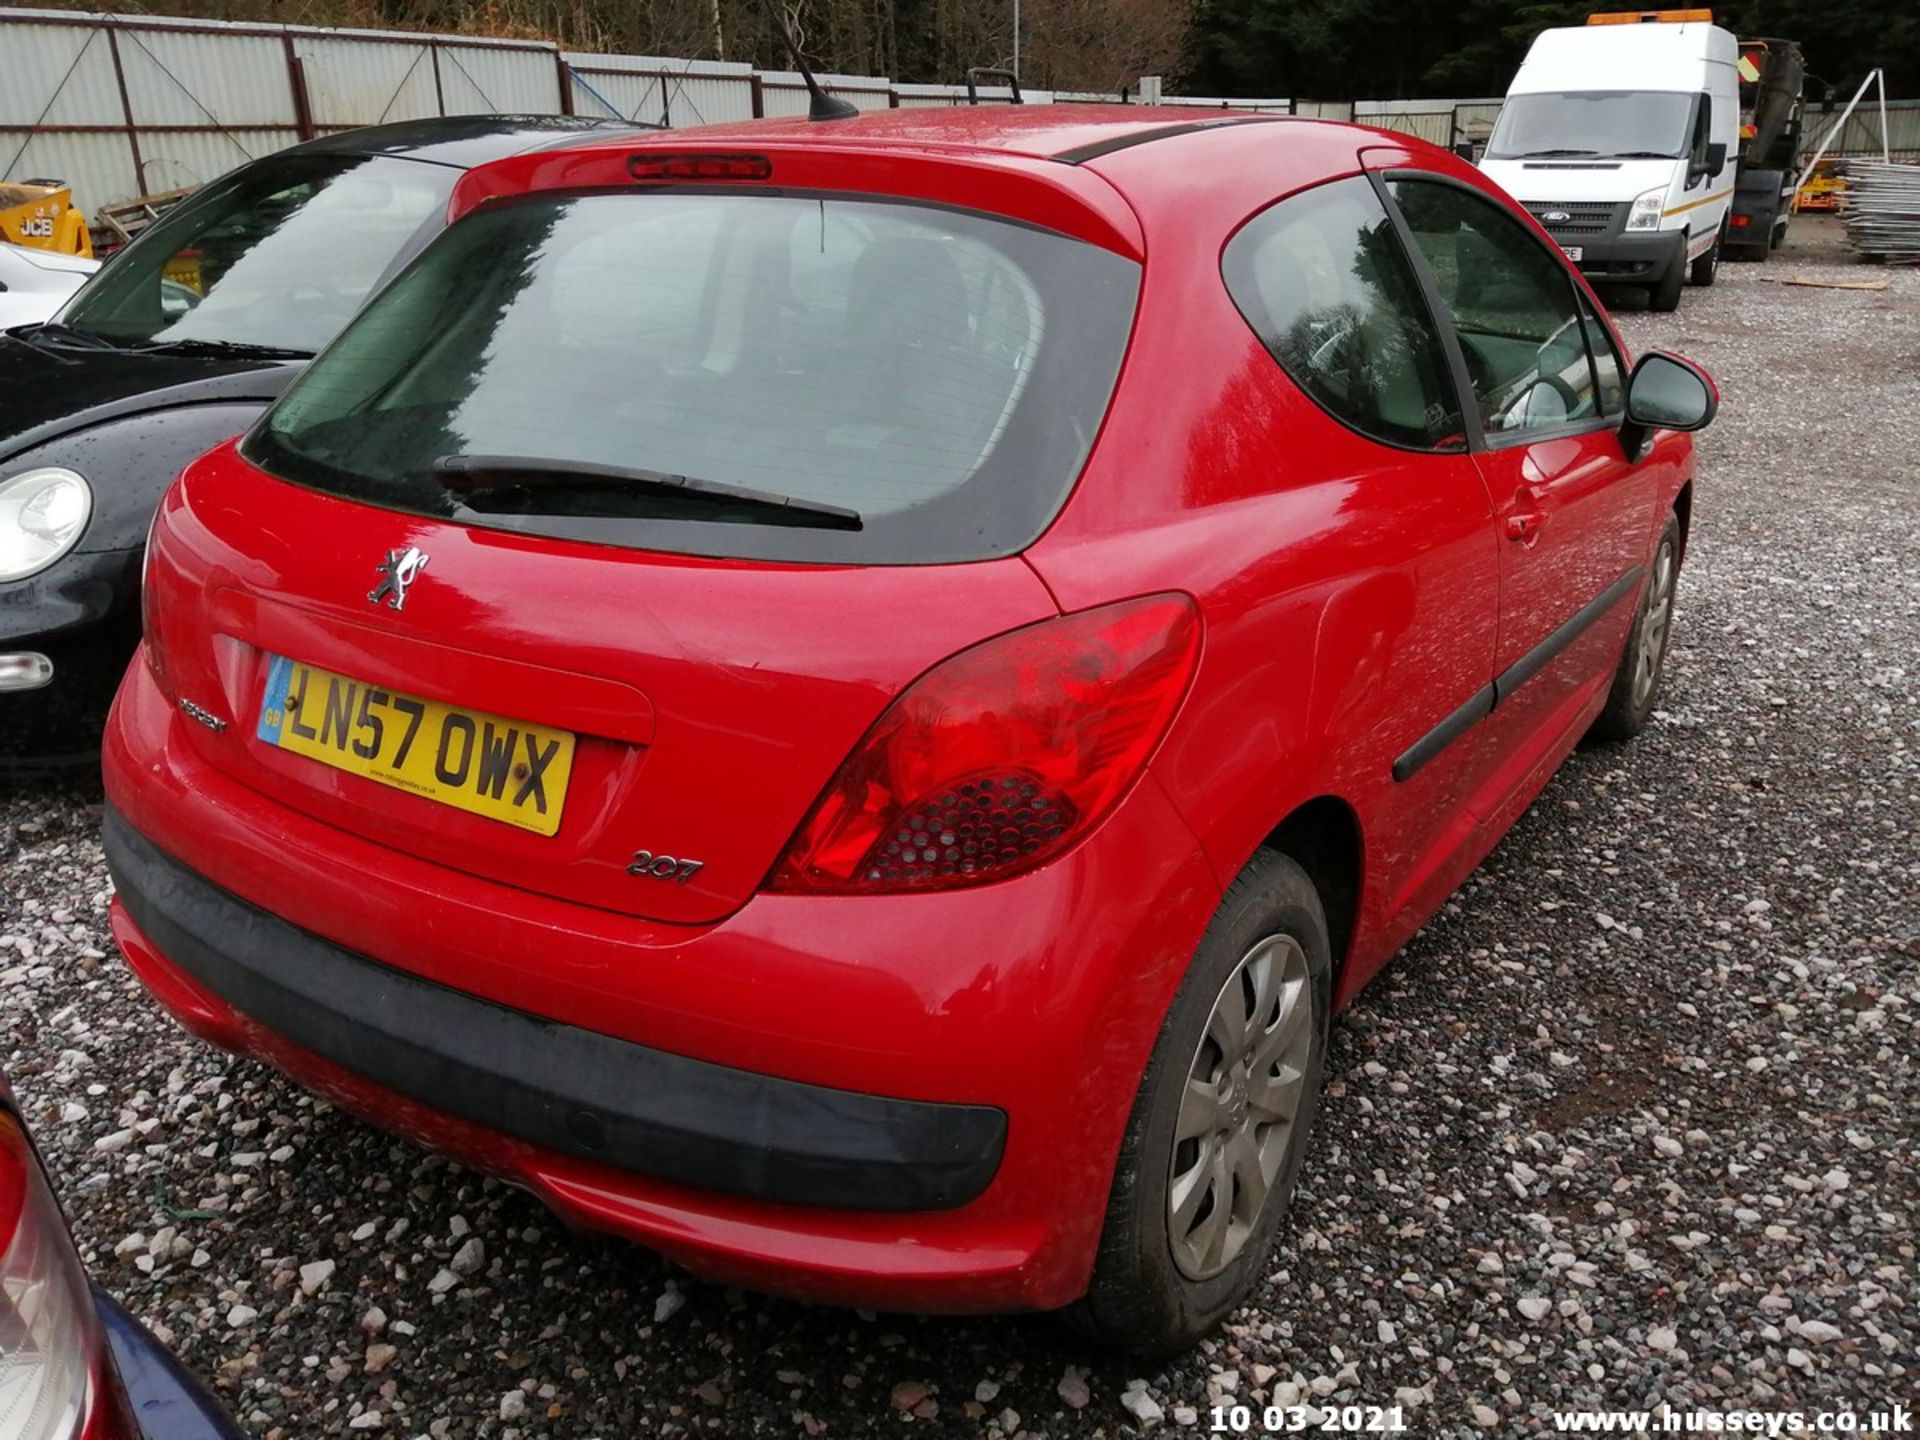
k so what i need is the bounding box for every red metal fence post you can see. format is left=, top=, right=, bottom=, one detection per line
left=102, top=21, right=148, bottom=195
left=284, top=34, right=316, bottom=141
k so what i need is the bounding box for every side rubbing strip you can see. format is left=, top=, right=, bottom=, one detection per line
left=1052, top=115, right=1289, bottom=164
left=1392, top=564, right=1645, bottom=784
left=1393, top=683, right=1496, bottom=783
left=1493, top=565, right=1643, bottom=705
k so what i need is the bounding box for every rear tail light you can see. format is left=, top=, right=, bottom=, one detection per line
left=1730, top=213, right=1752, bottom=229
left=769, top=594, right=1201, bottom=894
left=0, top=1110, right=105, bottom=1440
left=139, top=503, right=171, bottom=699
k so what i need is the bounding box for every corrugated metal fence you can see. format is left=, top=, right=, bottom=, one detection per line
left=1808, top=100, right=1920, bottom=163
left=3, top=6, right=1914, bottom=208
left=0, top=7, right=569, bottom=205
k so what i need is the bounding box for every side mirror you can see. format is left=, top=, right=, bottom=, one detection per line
left=1705, top=141, right=1728, bottom=176
left=1452, top=140, right=1476, bottom=161
left=1619, top=350, right=1718, bottom=460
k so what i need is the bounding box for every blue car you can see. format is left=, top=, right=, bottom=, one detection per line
left=1, top=1073, right=241, bottom=1439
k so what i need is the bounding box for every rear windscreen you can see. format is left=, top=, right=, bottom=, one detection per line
left=246, top=190, right=1141, bottom=564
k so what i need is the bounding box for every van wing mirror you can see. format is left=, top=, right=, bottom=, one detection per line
left=1705, top=141, right=1728, bottom=176
left=1619, top=350, right=1718, bottom=461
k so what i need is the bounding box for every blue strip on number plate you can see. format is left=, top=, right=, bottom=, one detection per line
left=256, top=653, right=294, bottom=744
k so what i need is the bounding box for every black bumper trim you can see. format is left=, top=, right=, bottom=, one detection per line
left=1552, top=230, right=1686, bottom=282
left=104, top=809, right=1007, bottom=1213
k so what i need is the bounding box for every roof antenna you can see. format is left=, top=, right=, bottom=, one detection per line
left=760, top=1, right=860, bottom=121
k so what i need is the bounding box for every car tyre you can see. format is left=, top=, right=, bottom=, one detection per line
left=1065, top=849, right=1332, bottom=1357
left=1590, top=514, right=1681, bottom=741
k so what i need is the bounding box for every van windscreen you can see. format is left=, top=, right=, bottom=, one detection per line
left=1486, top=92, right=1695, bottom=160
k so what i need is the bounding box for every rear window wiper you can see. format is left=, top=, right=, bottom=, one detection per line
left=433, top=454, right=864, bottom=531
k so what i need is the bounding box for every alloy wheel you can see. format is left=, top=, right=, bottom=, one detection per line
left=1632, top=538, right=1677, bottom=710
left=1167, top=933, right=1315, bottom=1281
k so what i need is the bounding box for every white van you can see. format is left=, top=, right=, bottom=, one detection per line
left=1479, top=12, right=1739, bottom=311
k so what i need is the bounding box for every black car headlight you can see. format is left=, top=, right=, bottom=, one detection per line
left=0, top=467, right=92, bottom=583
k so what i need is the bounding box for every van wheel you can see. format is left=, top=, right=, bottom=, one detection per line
left=1689, top=233, right=1720, bottom=286
left=1649, top=257, right=1685, bottom=312
left=1590, top=515, right=1681, bottom=742
left=1064, top=850, right=1331, bottom=1357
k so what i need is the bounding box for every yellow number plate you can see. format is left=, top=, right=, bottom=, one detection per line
left=255, top=655, right=574, bottom=836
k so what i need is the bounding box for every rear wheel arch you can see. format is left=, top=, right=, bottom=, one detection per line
left=1672, top=480, right=1693, bottom=565
left=1257, top=796, right=1363, bottom=992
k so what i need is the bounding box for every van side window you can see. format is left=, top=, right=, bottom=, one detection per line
left=1221, top=175, right=1463, bottom=451
left=1387, top=178, right=1603, bottom=439
left=1690, top=95, right=1712, bottom=177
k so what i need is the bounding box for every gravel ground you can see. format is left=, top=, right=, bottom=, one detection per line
left=4, top=218, right=1915, bottom=1438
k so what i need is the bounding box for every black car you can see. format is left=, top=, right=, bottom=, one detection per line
left=2, top=1073, right=242, bottom=1438
left=0, top=115, right=646, bottom=770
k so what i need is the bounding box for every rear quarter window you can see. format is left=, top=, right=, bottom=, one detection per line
left=1221, top=174, right=1462, bottom=452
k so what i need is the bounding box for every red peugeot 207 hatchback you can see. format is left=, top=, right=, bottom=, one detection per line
left=101, top=108, right=1715, bottom=1353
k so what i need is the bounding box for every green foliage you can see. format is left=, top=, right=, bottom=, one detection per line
left=1185, top=0, right=1914, bottom=100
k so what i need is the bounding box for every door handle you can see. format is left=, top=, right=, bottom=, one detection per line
left=1506, top=511, right=1545, bottom=545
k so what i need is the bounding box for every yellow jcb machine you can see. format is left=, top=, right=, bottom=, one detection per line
left=0, top=178, right=94, bottom=259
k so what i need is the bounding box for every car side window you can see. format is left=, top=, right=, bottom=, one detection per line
left=1387, top=178, right=1602, bottom=439
left=1578, top=290, right=1625, bottom=416
left=1222, top=174, right=1463, bottom=451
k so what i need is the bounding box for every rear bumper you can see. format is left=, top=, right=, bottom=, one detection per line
left=95, top=1289, right=244, bottom=1440
left=101, top=652, right=1220, bottom=1311
left=105, top=808, right=1006, bottom=1213
left=1554, top=229, right=1687, bottom=284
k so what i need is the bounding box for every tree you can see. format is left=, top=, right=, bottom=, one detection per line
left=1183, top=0, right=1916, bottom=100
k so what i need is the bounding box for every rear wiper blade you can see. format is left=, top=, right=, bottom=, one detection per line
left=433, top=454, right=863, bottom=531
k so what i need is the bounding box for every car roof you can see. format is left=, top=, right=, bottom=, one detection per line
left=450, top=105, right=1466, bottom=257
left=559, top=104, right=1296, bottom=166
left=285, top=114, right=650, bottom=169
left=533, top=106, right=1439, bottom=219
